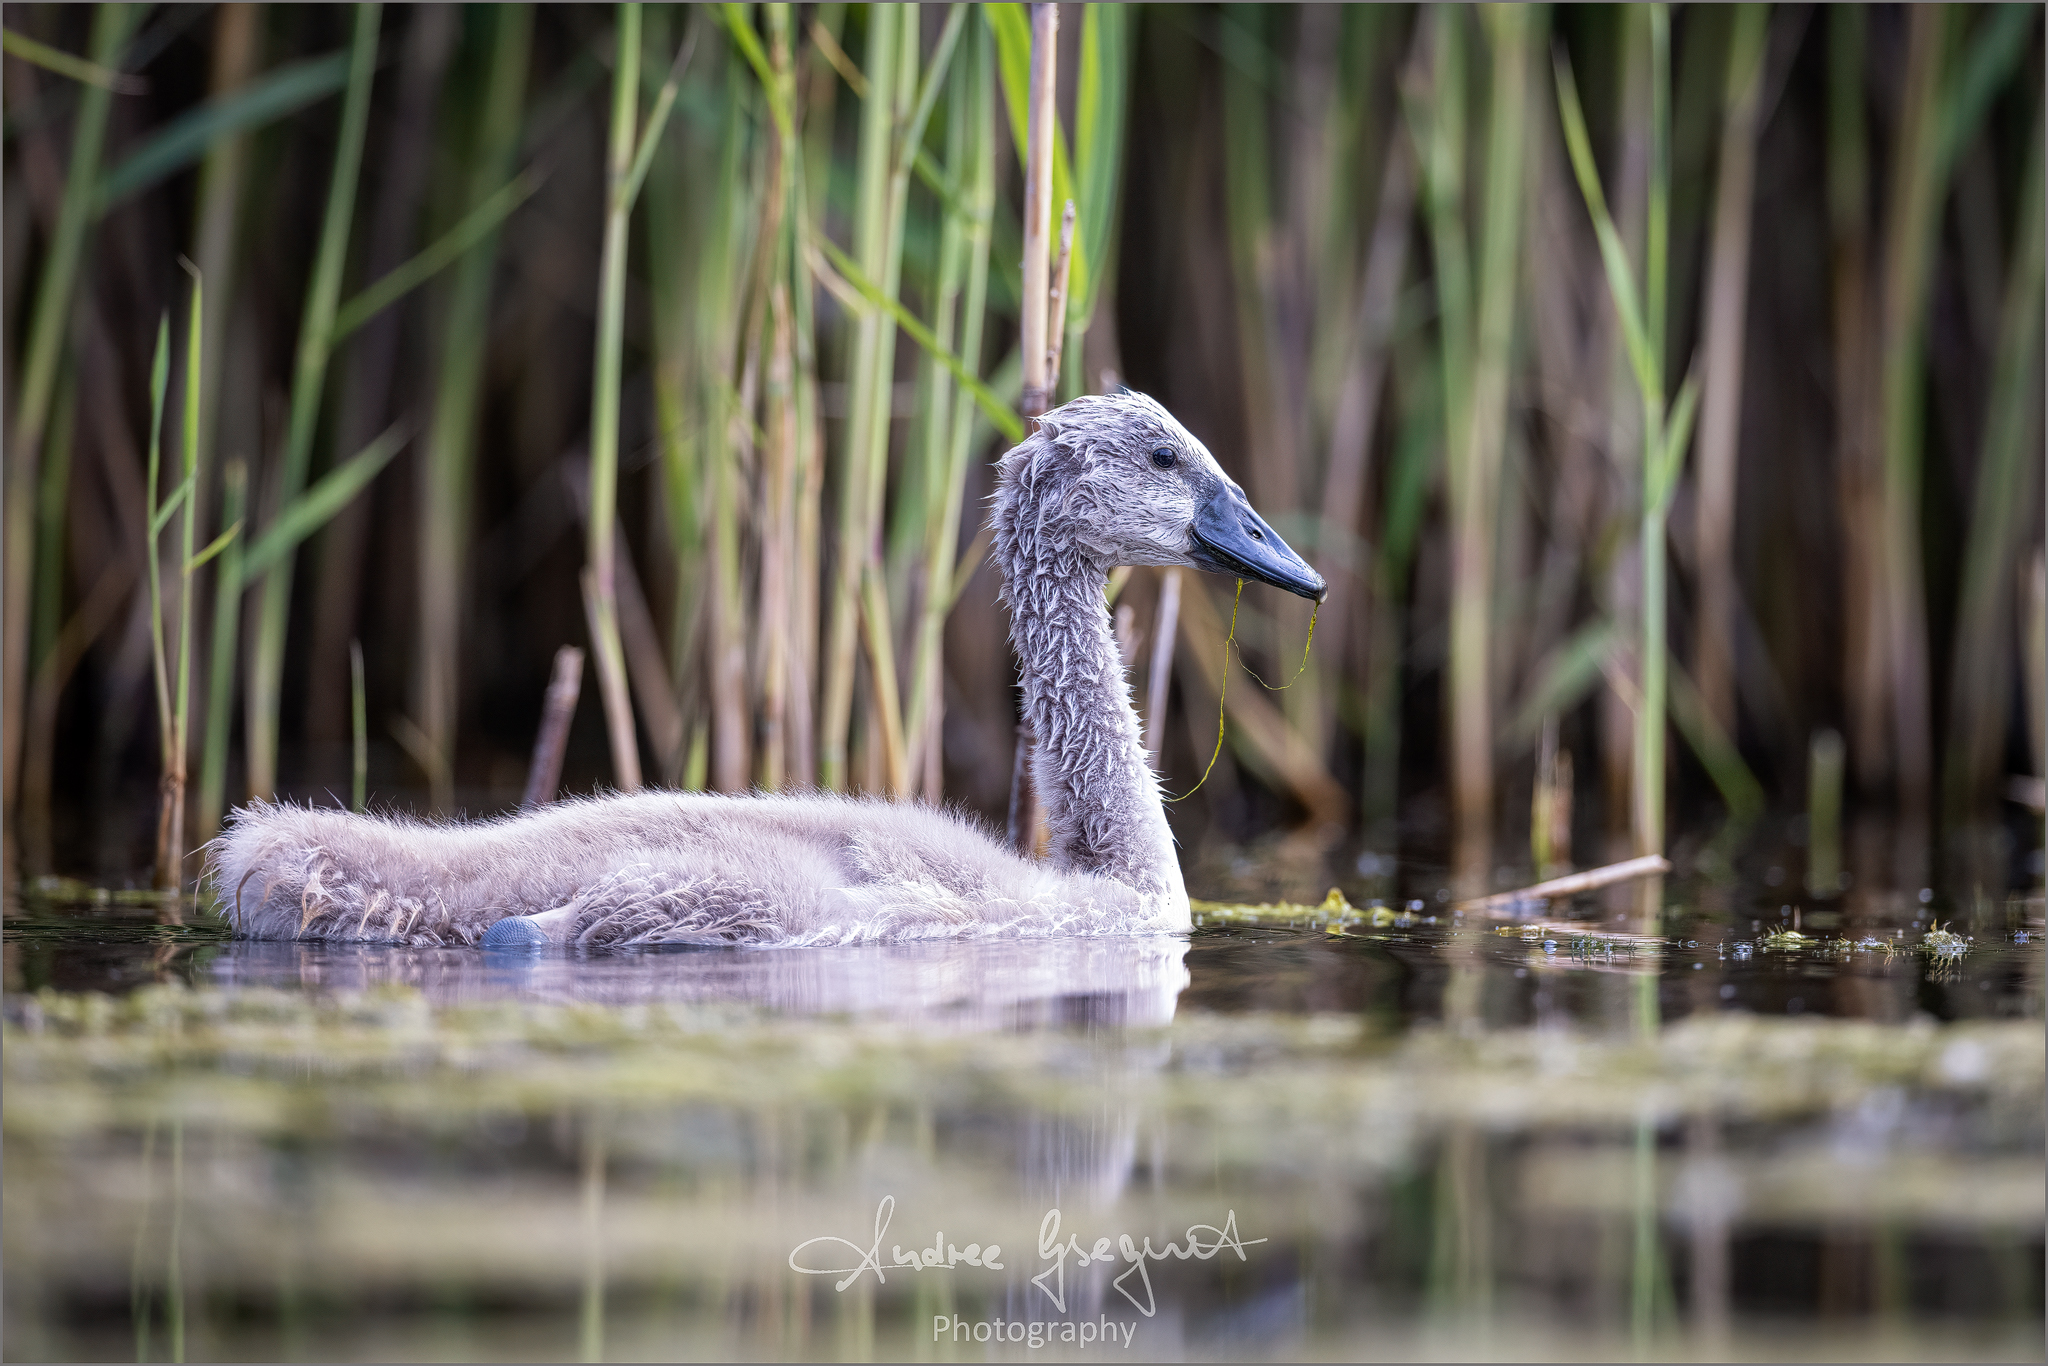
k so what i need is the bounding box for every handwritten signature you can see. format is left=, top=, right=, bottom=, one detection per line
left=787, top=1196, right=1004, bottom=1292
left=786, top=1197, right=1264, bottom=1317
left=1030, top=1207, right=1265, bottom=1317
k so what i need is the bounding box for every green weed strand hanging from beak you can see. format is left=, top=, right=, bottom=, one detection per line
left=1167, top=581, right=1319, bottom=804
left=1241, top=601, right=1318, bottom=691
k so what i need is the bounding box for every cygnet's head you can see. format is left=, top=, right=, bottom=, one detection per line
left=991, top=390, right=1326, bottom=601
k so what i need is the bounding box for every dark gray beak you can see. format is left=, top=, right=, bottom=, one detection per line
left=1189, top=484, right=1327, bottom=602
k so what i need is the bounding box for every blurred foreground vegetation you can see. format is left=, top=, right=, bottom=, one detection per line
left=3, top=970, right=2041, bottom=1359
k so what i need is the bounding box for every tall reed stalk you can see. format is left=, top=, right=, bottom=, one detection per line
left=644, top=8, right=710, bottom=788
left=705, top=46, right=758, bottom=794
left=585, top=3, right=649, bottom=793
left=1944, top=108, right=2044, bottom=825
left=1873, top=5, right=1948, bottom=825
left=163, top=274, right=206, bottom=889
left=1557, top=6, right=1701, bottom=868
left=819, top=5, right=962, bottom=795
left=905, top=23, right=997, bottom=800
left=1016, top=3, right=1057, bottom=421
left=417, top=5, right=532, bottom=811
left=585, top=3, right=685, bottom=793
left=1412, top=6, right=1533, bottom=892
left=1692, top=4, right=1768, bottom=740
left=727, top=3, right=804, bottom=790
left=197, top=459, right=246, bottom=839
left=820, top=4, right=904, bottom=793
left=245, top=4, right=381, bottom=799
left=143, top=316, right=173, bottom=882
left=4, top=4, right=134, bottom=825
left=778, top=3, right=824, bottom=792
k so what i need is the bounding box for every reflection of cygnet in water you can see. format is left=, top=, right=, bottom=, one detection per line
left=207, top=392, right=1323, bottom=950
left=207, top=934, right=1192, bottom=1031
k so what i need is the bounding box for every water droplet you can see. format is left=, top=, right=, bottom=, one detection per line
left=1543, top=940, right=1557, bottom=954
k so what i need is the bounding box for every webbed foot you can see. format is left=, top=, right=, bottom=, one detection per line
left=480, top=916, right=550, bottom=952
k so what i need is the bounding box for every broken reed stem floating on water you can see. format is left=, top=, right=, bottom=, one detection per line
left=522, top=645, right=585, bottom=809
left=1456, top=853, right=1672, bottom=915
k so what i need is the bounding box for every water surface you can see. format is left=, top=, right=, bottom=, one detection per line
left=4, top=840, right=2041, bottom=1362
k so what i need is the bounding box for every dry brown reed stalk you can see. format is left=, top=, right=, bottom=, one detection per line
left=1314, top=129, right=1414, bottom=760
left=188, top=2, right=257, bottom=476
left=521, top=646, right=585, bottom=809
left=1691, top=3, right=1768, bottom=742
left=1006, top=1, right=1060, bottom=851
left=1017, top=3, right=1059, bottom=420
left=755, top=93, right=798, bottom=792
left=1410, top=5, right=1534, bottom=892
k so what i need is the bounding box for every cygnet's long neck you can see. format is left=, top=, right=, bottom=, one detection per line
left=1000, top=516, right=1186, bottom=908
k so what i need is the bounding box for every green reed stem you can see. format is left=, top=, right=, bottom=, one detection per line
left=905, top=23, right=996, bottom=800
left=418, top=5, right=531, bottom=810
left=198, top=459, right=246, bottom=840
left=161, top=270, right=204, bottom=890
left=1945, top=105, right=2045, bottom=822
left=350, top=639, right=367, bottom=813
left=1556, top=6, right=1691, bottom=869
left=1876, top=5, right=1950, bottom=815
left=245, top=4, right=380, bottom=800
left=145, top=316, right=173, bottom=848
left=820, top=2, right=904, bottom=792
left=778, top=4, right=822, bottom=789
left=28, top=359, right=77, bottom=729
left=6, top=4, right=133, bottom=816
left=587, top=2, right=647, bottom=792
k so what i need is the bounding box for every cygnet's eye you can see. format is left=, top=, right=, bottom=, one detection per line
left=1149, top=446, right=1177, bottom=470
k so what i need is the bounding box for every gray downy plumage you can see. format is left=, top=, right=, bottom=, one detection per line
left=206, top=391, right=1324, bottom=949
